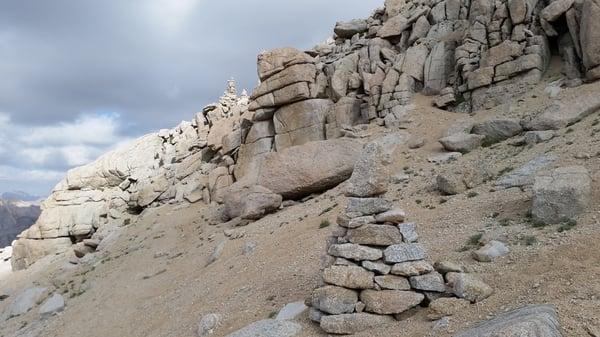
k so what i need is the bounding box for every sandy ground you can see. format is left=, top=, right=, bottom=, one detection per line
left=1, top=76, right=600, bottom=337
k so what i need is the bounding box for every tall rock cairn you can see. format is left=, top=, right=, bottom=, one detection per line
left=308, top=143, right=479, bottom=334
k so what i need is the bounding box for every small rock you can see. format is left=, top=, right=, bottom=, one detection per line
left=355, top=301, right=366, bottom=313
left=374, top=275, right=411, bottom=290
left=345, top=198, right=393, bottom=215
left=311, top=286, right=358, bottom=315
left=361, top=260, right=391, bottom=275
left=408, top=137, right=426, bottom=149
left=242, top=242, right=257, bottom=255
left=472, top=240, right=509, bottom=262
left=206, top=241, right=226, bottom=266
left=524, top=130, right=555, bottom=144
left=360, top=290, right=424, bottom=315
left=434, top=261, right=463, bottom=274
left=391, top=261, right=434, bottom=276
left=83, top=239, right=100, bottom=249
left=450, top=273, right=493, bottom=303
left=323, top=266, right=375, bottom=289
left=336, top=212, right=362, bottom=227
left=73, top=242, right=94, bottom=258
left=398, top=222, right=419, bottom=242
left=374, top=208, right=406, bottom=224
left=347, top=224, right=403, bottom=246
left=410, top=271, right=446, bottom=292
left=308, top=308, right=323, bottom=323
left=439, top=134, right=484, bottom=153
left=345, top=216, right=376, bottom=229
left=197, top=313, right=220, bottom=336
left=334, top=258, right=357, bottom=266
left=276, top=301, right=307, bottom=320
left=472, top=119, right=523, bottom=144
left=384, top=244, right=426, bottom=263
left=328, top=243, right=383, bottom=261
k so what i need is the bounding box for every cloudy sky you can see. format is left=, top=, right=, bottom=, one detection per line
left=0, top=0, right=380, bottom=196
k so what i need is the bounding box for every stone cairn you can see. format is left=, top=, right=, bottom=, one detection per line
left=308, top=143, right=492, bottom=335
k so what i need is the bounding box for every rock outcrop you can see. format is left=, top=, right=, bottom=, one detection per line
left=11, top=81, right=251, bottom=270
left=11, top=0, right=600, bottom=273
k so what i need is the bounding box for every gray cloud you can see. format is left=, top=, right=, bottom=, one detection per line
left=0, top=0, right=380, bottom=195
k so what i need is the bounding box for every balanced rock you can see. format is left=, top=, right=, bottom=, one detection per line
left=374, top=209, right=406, bottom=224
left=362, top=261, right=391, bottom=275
left=391, top=261, right=434, bottom=276
left=374, top=275, right=411, bottom=290
left=398, top=223, right=418, bottom=243
left=256, top=47, right=314, bottom=82
left=328, top=243, right=383, bottom=261
left=360, top=289, right=424, bottom=315
left=344, top=143, right=389, bottom=198
left=409, top=271, right=446, bottom=292
left=323, top=266, right=375, bottom=289
left=347, top=224, right=403, bottom=246
left=311, top=286, right=358, bottom=315
left=384, top=244, right=426, bottom=263
left=344, top=216, right=376, bottom=229
left=345, top=198, right=393, bottom=216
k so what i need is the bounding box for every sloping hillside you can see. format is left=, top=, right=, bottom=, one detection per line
left=2, top=0, right=600, bottom=336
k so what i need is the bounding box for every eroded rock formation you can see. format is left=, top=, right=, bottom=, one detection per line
left=11, top=0, right=600, bottom=271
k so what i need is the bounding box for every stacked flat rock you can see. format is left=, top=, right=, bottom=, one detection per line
left=309, top=197, right=489, bottom=334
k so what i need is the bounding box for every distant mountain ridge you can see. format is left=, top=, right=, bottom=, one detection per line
left=1, top=191, right=43, bottom=203
left=0, top=197, right=41, bottom=248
